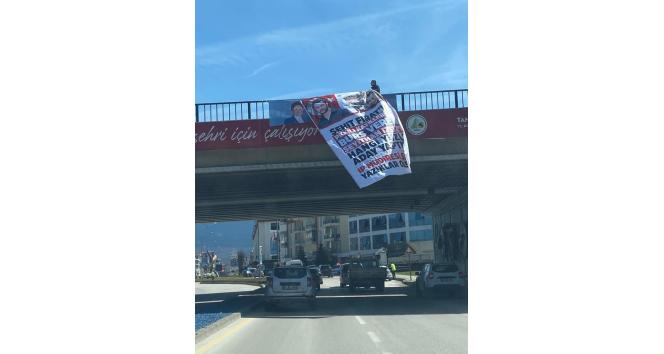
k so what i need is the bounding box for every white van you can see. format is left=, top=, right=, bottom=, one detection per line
left=285, top=259, right=304, bottom=267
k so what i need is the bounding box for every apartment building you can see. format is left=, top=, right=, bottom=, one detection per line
left=339, top=212, right=435, bottom=264
left=252, top=216, right=349, bottom=265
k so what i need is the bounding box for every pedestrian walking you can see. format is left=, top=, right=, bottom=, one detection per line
left=389, top=262, right=397, bottom=279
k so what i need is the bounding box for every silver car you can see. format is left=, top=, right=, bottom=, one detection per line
left=415, top=263, right=465, bottom=297
left=264, top=267, right=317, bottom=310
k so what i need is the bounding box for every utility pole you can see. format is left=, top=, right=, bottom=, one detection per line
left=259, top=245, right=263, bottom=268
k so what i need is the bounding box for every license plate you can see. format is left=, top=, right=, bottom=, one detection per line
left=282, top=285, right=298, bottom=290
left=439, top=278, right=454, bottom=283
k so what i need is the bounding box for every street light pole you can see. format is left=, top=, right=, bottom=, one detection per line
left=406, top=248, right=413, bottom=281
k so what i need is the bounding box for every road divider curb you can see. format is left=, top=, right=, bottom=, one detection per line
left=195, top=289, right=264, bottom=344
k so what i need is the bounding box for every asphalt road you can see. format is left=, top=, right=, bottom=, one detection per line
left=196, top=276, right=467, bottom=354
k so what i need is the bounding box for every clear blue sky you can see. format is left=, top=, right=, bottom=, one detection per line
left=196, top=0, right=467, bottom=103
left=195, top=0, right=467, bottom=244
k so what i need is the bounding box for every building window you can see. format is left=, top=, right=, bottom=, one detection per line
left=359, top=219, right=370, bottom=233
left=389, top=232, right=406, bottom=244
left=349, top=220, right=358, bottom=234
left=408, top=212, right=432, bottom=227
left=372, top=215, right=387, bottom=231
left=270, top=222, right=279, bottom=231
left=360, top=236, right=371, bottom=250
left=325, top=225, right=339, bottom=239
left=350, top=237, right=359, bottom=251
left=409, top=229, right=433, bottom=241
left=388, top=213, right=405, bottom=229
left=295, top=232, right=304, bottom=244
left=372, top=234, right=387, bottom=249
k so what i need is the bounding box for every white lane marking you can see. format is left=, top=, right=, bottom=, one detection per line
left=355, top=316, right=366, bottom=325
left=195, top=300, right=224, bottom=304
left=316, top=294, right=408, bottom=298
left=367, top=331, right=381, bottom=343
left=383, top=352, right=393, bottom=354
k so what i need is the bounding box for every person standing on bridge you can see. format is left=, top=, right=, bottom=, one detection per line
left=370, top=79, right=381, bottom=93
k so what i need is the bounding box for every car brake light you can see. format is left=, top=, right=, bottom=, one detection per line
left=458, top=271, right=465, bottom=277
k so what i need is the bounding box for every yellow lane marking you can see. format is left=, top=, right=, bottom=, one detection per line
left=195, top=318, right=254, bottom=354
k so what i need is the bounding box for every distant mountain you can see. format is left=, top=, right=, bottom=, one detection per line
left=195, top=221, right=255, bottom=262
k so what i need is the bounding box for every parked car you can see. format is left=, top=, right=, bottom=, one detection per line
left=264, top=266, right=317, bottom=310
left=244, top=267, right=259, bottom=277
left=331, top=266, right=341, bottom=276
left=307, top=266, right=323, bottom=290
left=415, top=263, right=465, bottom=298
left=319, top=265, right=332, bottom=277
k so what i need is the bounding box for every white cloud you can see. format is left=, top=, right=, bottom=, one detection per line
left=247, top=61, right=279, bottom=78
left=196, top=1, right=454, bottom=68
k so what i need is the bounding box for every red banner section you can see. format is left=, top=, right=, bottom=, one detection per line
left=195, top=108, right=467, bottom=150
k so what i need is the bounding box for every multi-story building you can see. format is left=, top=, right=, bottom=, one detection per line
left=339, top=212, right=435, bottom=264
left=254, top=212, right=440, bottom=266
left=252, top=216, right=349, bottom=266
left=251, top=220, right=287, bottom=266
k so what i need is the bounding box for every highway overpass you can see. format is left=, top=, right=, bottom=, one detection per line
left=195, top=89, right=468, bottom=223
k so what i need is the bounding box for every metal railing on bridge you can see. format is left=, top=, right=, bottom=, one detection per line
left=393, top=89, right=468, bottom=112
left=195, top=89, right=467, bottom=123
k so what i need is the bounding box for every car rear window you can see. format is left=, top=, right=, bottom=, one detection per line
left=432, top=264, right=459, bottom=272
left=274, top=268, right=307, bottom=279
left=320, top=265, right=330, bottom=270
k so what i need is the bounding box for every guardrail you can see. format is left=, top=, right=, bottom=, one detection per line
left=195, top=89, right=467, bottom=122
left=392, top=89, right=468, bottom=112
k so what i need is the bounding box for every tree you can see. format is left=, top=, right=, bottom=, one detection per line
left=296, top=247, right=307, bottom=265
left=237, top=250, right=246, bottom=273
left=315, top=244, right=332, bottom=266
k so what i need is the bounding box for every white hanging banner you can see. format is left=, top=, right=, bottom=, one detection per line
left=309, top=91, right=412, bottom=188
